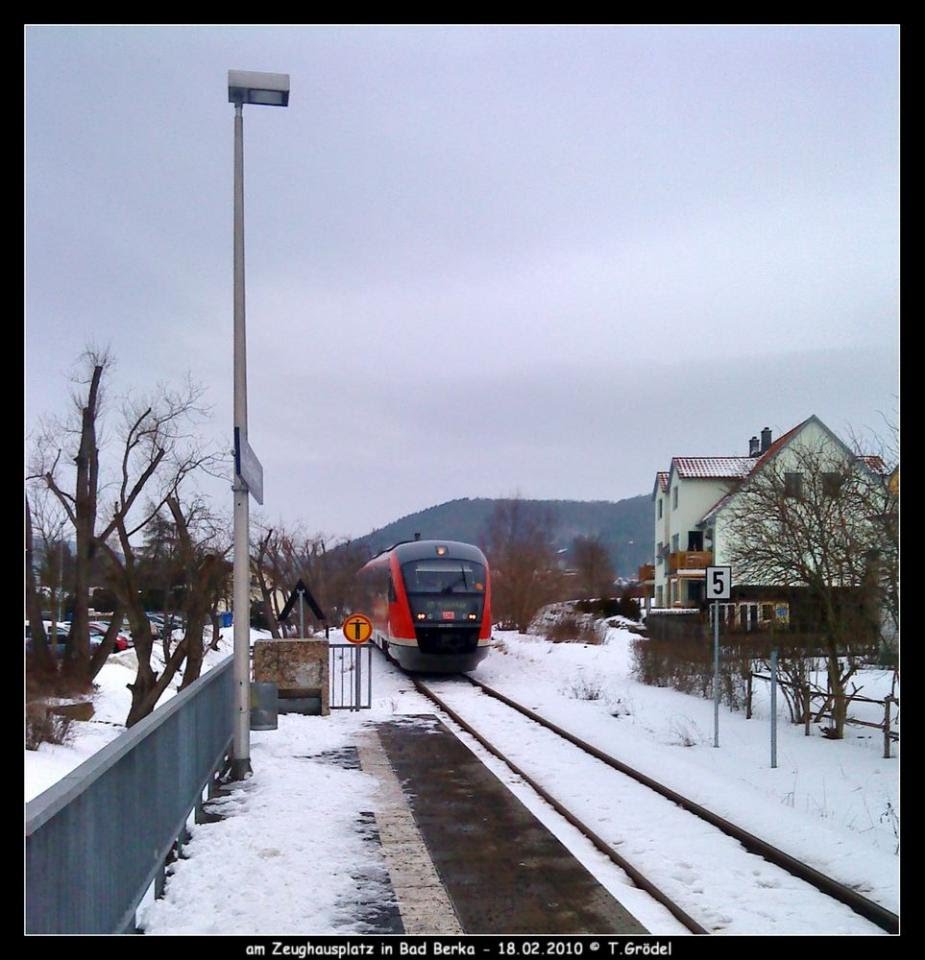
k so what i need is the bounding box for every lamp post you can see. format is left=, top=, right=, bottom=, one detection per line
left=227, top=70, right=289, bottom=780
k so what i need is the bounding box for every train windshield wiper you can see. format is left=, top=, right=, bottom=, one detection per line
left=442, top=567, right=469, bottom=593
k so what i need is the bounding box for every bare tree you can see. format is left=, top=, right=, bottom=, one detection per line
left=25, top=493, right=56, bottom=676
left=481, top=498, right=564, bottom=632
left=251, top=521, right=332, bottom=635
left=252, top=525, right=285, bottom=636
left=28, top=349, right=224, bottom=719
left=722, top=434, right=893, bottom=738
left=166, top=495, right=231, bottom=689
left=572, top=534, right=615, bottom=601
left=315, top=538, right=371, bottom=626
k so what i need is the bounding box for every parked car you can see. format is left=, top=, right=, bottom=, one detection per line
left=26, top=620, right=131, bottom=656
left=26, top=621, right=69, bottom=657
left=147, top=612, right=185, bottom=639
left=89, top=622, right=132, bottom=652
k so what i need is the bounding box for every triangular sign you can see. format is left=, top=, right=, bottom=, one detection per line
left=278, top=578, right=327, bottom=623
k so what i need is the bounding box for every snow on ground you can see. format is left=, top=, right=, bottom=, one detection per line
left=25, top=627, right=268, bottom=801
left=142, top=637, right=436, bottom=935
left=26, top=621, right=900, bottom=935
left=139, top=712, right=399, bottom=935
left=425, top=676, right=888, bottom=933
left=483, top=626, right=900, bottom=866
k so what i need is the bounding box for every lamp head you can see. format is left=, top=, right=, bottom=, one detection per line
left=228, top=70, right=289, bottom=107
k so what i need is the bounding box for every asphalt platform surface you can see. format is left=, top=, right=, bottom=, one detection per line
left=372, top=715, right=648, bottom=935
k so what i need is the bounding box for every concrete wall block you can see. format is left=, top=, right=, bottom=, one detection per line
left=253, top=639, right=330, bottom=715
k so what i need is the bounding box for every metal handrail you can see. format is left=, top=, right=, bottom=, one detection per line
left=26, top=657, right=234, bottom=934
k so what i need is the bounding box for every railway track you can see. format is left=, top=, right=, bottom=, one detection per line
left=409, top=672, right=898, bottom=936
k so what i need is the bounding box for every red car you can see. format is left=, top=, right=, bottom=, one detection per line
left=89, top=622, right=132, bottom=652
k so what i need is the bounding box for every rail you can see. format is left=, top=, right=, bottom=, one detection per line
left=447, top=674, right=898, bottom=934
left=26, top=657, right=234, bottom=934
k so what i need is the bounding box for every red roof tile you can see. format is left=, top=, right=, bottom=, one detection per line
left=857, top=455, right=887, bottom=473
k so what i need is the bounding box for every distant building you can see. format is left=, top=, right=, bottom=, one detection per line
left=650, top=415, right=887, bottom=629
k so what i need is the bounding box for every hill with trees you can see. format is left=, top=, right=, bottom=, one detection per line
left=349, top=496, right=652, bottom=577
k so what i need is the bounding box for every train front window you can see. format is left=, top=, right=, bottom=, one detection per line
left=402, top=559, right=486, bottom=624
left=402, top=560, right=486, bottom=595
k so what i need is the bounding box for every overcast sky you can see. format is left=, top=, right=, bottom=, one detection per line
left=25, top=25, right=898, bottom=541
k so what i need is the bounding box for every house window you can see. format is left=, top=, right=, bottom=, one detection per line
left=656, top=586, right=663, bottom=607
left=656, top=541, right=663, bottom=565
left=671, top=534, right=679, bottom=553
left=784, top=472, right=803, bottom=498
left=672, top=486, right=678, bottom=510
left=658, top=498, right=663, bottom=519
left=823, top=472, right=843, bottom=497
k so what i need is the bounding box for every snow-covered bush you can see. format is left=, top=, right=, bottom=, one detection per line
left=607, top=694, right=634, bottom=719
left=561, top=673, right=605, bottom=701
left=668, top=716, right=703, bottom=747
left=530, top=601, right=606, bottom=644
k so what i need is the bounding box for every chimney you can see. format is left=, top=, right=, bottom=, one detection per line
left=749, top=436, right=760, bottom=457
left=761, top=427, right=772, bottom=453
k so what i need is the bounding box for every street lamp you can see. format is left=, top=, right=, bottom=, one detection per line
left=228, top=69, right=289, bottom=780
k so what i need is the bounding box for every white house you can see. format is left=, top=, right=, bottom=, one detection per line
left=651, top=415, right=886, bottom=627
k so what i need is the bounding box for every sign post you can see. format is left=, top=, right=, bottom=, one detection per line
left=770, top=647, right=779, bottom=768
left=342, top=615, right=372, bottom=713
left=278, top=579, right=327, bottom=635
left=705, top=566, right=732, bottom=748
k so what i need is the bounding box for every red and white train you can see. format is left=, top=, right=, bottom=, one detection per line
left=355, top=539, right=492, bottom=672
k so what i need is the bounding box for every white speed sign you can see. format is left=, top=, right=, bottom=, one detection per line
left=705, top=566, right=732, bottom=600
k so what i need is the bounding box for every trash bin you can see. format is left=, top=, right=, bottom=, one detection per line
left=250, top=681, right=278, bottom=731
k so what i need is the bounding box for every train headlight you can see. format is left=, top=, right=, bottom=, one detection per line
left=467, top=613, right=477, bottom=620
left=416, top=612, right=427, bottom=620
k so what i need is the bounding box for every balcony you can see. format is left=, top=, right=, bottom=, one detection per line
left=668, top=550, right=713, bottom=574
left=637, top=564, right=655, bottom=584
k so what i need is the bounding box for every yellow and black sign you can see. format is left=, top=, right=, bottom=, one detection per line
left=342, top=613, right=373, bottom=645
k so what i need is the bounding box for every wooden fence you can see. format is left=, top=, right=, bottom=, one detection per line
left=748, top=671, right=898, bottom=758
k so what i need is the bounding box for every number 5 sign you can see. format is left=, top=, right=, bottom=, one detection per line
left=705, top=566, right=732, bottom=600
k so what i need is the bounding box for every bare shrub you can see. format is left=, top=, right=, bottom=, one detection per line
left=546, top=615, right=602, bottom=645
left=575, top=597, right=621, bottom=618
left=25, top=703, right=74, bottom=751
left=618, top=595, right=641, bottom=622
left=575, top=594, right=641, bottom=622
left=880, top=800, right=899, bottom=855
left=631, top=632, right=750, bottom=708
left=577, top=622, right=603, bottom=645
left=26, top=653, right=92, bottom=701
left=561, top=674, right=604, bottom=701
